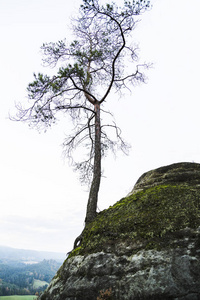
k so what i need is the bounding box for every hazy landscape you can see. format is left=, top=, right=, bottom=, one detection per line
left=0, top=246, right=65, bottom=298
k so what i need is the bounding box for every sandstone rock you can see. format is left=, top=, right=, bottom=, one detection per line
left=131, top=162, right=200, bottom=194
left=39, top=162, right=200, bottom=300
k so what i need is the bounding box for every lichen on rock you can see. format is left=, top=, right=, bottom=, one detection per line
left=39, top=162, right=200, bottom=300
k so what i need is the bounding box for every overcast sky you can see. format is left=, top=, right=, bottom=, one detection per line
left=1, top=0, right=200, bottom=254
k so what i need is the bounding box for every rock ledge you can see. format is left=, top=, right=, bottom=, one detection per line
left=131, top=162, right=200, bottom=194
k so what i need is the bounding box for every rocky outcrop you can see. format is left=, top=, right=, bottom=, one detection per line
left=131, top=162, right=200, bottom=194
left=39, top=162, right=200, bottom=300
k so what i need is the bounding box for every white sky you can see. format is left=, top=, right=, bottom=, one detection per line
left=1, top=0, right=200, bottom=254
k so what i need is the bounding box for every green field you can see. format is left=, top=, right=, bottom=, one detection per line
left=0, top=296, right=37, bottom=300
left=33, top=279, right=48, bottom=289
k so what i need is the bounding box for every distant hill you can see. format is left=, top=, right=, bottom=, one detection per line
left=0, top=258, right=62, bottom=296
left=0, top=245, right=65, bottom=264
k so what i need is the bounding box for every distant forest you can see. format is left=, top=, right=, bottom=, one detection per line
left=0, top=259, right=61, bottom=296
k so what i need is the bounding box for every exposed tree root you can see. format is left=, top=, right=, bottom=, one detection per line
left=73, top=232, right=83, bottom=249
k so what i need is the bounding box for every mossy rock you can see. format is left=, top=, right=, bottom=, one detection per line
left=132, top=162, right=200, bottom=193
left=69, top=162, right=200, bottom=258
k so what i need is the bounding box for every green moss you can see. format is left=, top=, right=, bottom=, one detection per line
left=67, top=246, right=82, bottom=259
left=69, top=184, right=200, bottom=258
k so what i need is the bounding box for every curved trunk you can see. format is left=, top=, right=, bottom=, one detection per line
left=85, top=102, right=101, bottom=224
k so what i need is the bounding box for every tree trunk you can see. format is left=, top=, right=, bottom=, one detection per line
left=85, top=102, right=101, bottom=224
